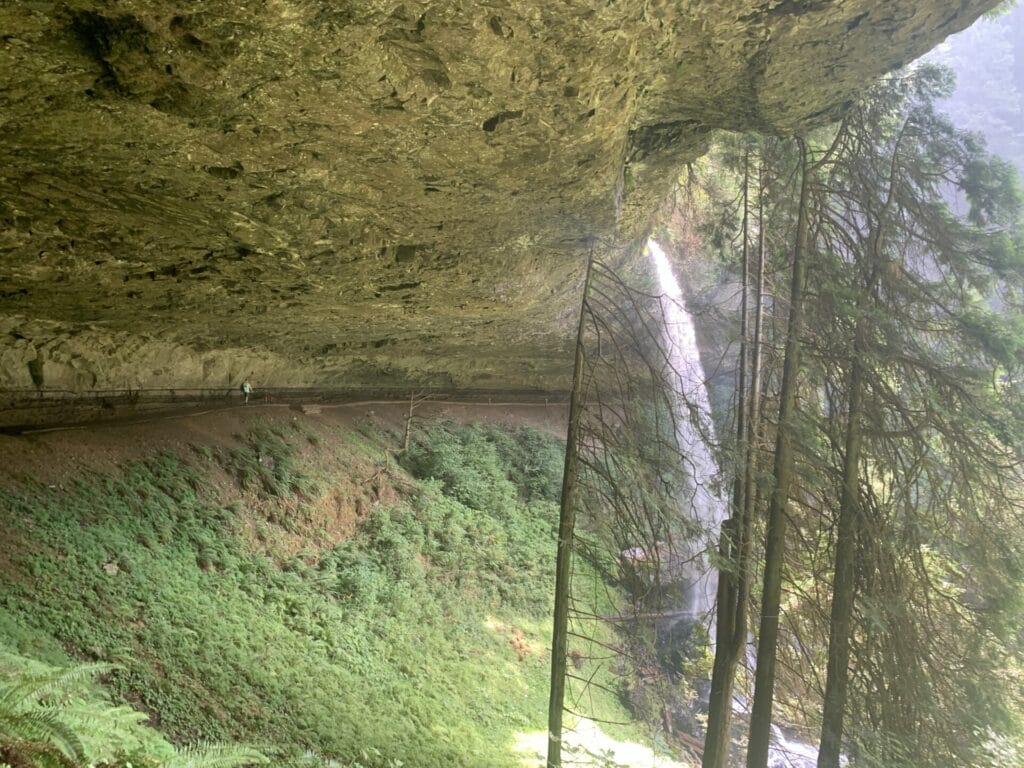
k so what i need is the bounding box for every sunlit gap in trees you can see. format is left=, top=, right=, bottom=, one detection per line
left=514, top=720, right=687, bottom=767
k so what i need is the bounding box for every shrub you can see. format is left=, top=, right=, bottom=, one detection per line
left=400, top=424, right=519, bottom=515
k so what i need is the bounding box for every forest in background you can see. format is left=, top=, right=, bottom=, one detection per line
left=649, top=59, right=1024, bottom=768
left=928, top=1, right=1024, bottom=176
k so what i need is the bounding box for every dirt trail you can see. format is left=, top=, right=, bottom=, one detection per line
left=0, top=400, right=569, bottom=486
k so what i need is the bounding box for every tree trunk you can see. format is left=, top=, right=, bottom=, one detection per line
left=546, top=255, right=594, bottom=768
left=704, top=151, right=753, bottom=768
left=816, top=344, right=864, bottom=767
left=734, top=153, right=766, bottom=687
left=817, top=122, right=899, bottom=767
left=746, top=140, right=811, bottom=768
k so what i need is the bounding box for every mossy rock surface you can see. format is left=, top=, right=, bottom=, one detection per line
left=0, top=1, right=997, bottom=393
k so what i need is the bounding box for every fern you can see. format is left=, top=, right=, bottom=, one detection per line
left=0, top=659, right=114, bottom=717
left=0, top=658, right=153, bottom=767
left=161, top=743, right=268, bottom=767
left=0, top=654, right=101, bottom=765
left=0, top=653, right=267, bottom=768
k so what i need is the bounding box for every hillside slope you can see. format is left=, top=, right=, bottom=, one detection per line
left=0, top=405, right=662, bottom=767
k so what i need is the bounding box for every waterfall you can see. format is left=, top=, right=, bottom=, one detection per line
left=768, top=726, right=822, bottom=768
left=649, top=240, right=822, bottom=768
left=649, top=239, right=727, bottom=623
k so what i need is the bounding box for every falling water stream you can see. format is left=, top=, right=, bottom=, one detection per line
left=649, top=240, right=819, bottom=768
left=649, top=239, right=727, bottom=624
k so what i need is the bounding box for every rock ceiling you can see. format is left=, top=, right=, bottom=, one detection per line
left=0, top=0, right=998, bottom=394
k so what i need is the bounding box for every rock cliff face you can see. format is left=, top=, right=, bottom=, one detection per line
left=0, top=1, right=998, bottom=394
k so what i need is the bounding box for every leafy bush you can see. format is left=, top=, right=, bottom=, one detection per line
left=399, top=422, right=565, bottom=511
left=475, top=425, right=565, bottom=504
left=401, top=423, right=519, bottom=514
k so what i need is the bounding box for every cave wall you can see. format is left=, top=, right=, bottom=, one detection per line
left=0, top=0, right=998, bottom=394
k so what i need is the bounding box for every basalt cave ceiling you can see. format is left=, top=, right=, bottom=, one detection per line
left=0, top=0, right=1000, bottom=394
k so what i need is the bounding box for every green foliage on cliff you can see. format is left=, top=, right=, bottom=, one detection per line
left=0, top=418, right=633, bottom=767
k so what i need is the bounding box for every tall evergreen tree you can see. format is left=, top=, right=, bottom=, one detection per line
left=803, top=65, right=1024, bottom=766
left=693, top=63, right=1024, bottom=768
left=746, top=137, right=813, bottom=768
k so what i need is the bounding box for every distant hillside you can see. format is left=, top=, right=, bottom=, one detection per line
left=927, top=2, right=1024, bottom=176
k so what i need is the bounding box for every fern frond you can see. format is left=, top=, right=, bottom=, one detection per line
left=0, top=653, right=137, bottom=766
left=61, top=701, right=150, bottom=732
left=0, top=707, right=86, bottom=761
left=0, top=738, right=79, bottom=768
left=0, top=655, right=115, bottom=709
left=163, top=742, right=269, bottom=768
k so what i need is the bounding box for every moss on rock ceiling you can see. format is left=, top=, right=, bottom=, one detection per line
left=0, top=0, right=998, bottom=393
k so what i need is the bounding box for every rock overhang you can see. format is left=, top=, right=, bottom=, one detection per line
left=0, top=0, right=999, bottom=395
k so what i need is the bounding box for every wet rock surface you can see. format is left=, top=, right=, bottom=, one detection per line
left=0, top=1, right=996, bottom=394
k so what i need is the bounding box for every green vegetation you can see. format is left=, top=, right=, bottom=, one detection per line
left=0, top=418, right=642, bottom=767
left=669, top=63, right=1024, bottom=768
left=0, top=651, right=267, bottom=768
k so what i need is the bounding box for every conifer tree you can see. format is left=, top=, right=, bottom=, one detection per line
left=795, top=65, right=1024, bottom=766
left=697, top=63, right=1024, bottom=768
left=814, top=66, right=1024, bottom=766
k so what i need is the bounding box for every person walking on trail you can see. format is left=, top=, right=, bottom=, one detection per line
left=241, top=379, right=253, bottom=404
